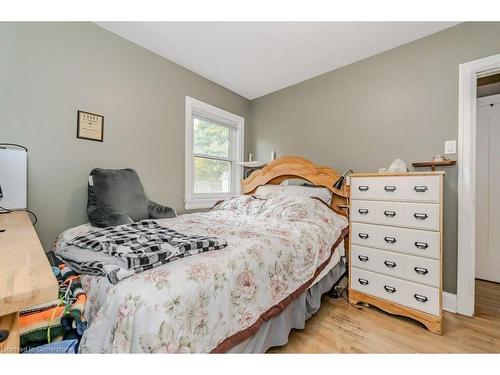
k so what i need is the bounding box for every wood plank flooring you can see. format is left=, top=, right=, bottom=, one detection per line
left=269, top=279, right=500, bottom=353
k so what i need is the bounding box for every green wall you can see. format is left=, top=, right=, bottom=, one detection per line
left=247, top=22, right=500, bottom=293
left=0, top=22, right=250, bottom=249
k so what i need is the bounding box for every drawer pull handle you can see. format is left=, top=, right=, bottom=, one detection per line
left=414, top=185, right=429, bottom=193
left=384, top=285, right=397, bottom=294
left=358, top=233, right=369, bottom=240
left=384, top=260, right=397, bottom=268
left=358, top=208, right=369, bottom=215
left=413, top=213, right=428, bottom=220
left=414, top=294, right=428, bottom=303
left=358, top=186, right=369, bottom=191
left=414, top=241, right=429, bottom=249
left=384, top=185, right=397, bottom=192
left=358, top=255, right=369, bottom=262
left=384, top=210, right=396, bottom=217
left=384, top=236, right=397, bottom=244
left=358, top=278, right=369, bottom=286
left=414, top=267, right=429, bottom=275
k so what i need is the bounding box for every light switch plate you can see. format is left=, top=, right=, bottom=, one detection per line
left=445, top=140, right=457, bottom=154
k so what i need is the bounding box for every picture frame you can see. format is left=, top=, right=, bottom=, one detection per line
left=77, top=110, right=104, bottom=142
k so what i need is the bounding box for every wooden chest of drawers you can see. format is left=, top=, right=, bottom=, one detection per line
left=348, top=172, right=444, bottom=334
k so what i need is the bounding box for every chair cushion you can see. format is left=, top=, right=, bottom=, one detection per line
left=87, top=168, right=151, bottom=227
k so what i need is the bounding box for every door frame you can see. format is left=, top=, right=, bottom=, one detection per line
left=457, top=53, right=500, bottom=316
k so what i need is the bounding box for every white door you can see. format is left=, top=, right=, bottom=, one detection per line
left=476, top=94, right=500, bottom=283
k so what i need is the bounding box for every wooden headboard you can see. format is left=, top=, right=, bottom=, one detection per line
left=241, top=156, right=349, bottom=217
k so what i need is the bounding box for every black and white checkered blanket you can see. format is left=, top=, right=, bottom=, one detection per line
left=58, top=221, right=227, bottom=284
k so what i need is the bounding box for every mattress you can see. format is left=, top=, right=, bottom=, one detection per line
left=312, top=241, right=345, bottom=285
left=54, top=195, right=348, bottom=353
left=228, top=257, right=346, bottom=353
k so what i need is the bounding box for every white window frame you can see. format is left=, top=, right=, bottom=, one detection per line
left=185, top=96, right=244, bottom=210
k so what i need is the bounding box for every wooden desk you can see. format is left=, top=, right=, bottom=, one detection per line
left=0, top=211, right=58, bottom=353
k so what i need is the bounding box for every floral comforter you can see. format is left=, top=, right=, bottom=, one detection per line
left=53, top=195, right=348, bottom=353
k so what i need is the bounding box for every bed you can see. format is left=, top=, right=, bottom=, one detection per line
left=53, top=156, right=350, bottom=353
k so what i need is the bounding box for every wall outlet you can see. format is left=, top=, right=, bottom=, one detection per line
left=445, top=140, right=457, bottom=154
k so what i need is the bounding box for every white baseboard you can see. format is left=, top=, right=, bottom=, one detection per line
left=443, top=292, right=457, bottom=313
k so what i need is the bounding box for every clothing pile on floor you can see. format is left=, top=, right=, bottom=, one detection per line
left=19, top=253, right=87, bottom=354
left=55, top=220, right=228, bottom=284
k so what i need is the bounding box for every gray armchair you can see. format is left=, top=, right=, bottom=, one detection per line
left=87, top=168, right=176, bottom=227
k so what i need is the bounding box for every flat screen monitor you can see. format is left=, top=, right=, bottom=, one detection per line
left=0, top=148, right=27, bottom=210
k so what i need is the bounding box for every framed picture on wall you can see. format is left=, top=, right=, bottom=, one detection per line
left=77, top=110, right=104, bottom=142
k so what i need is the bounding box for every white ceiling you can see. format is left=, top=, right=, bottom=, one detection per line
left=97, top=22, right=458, bottom=100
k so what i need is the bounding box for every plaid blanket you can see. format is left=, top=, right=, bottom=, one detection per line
left=58, top=221, right=227, bottom=284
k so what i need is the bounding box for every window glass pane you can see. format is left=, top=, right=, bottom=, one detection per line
left=193, top=118, right=230, bottom=158
left=194, top=157, right=231, bottom=193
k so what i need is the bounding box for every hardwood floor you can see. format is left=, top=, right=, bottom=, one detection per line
left=269, top=279, right=500, bottom=353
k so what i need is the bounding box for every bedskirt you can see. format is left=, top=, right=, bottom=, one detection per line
left=228, top=256, right=346, bottom=353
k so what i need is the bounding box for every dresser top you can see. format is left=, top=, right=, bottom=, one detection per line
left=351, top=171, right=445, bottom=177
left=0, top=211, right=58, bottom=316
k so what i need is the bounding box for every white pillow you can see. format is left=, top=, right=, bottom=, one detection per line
left=254, top=185, right=332, bottom=205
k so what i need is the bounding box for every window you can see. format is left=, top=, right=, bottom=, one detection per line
left=185, top=96, right=244, bottom=209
